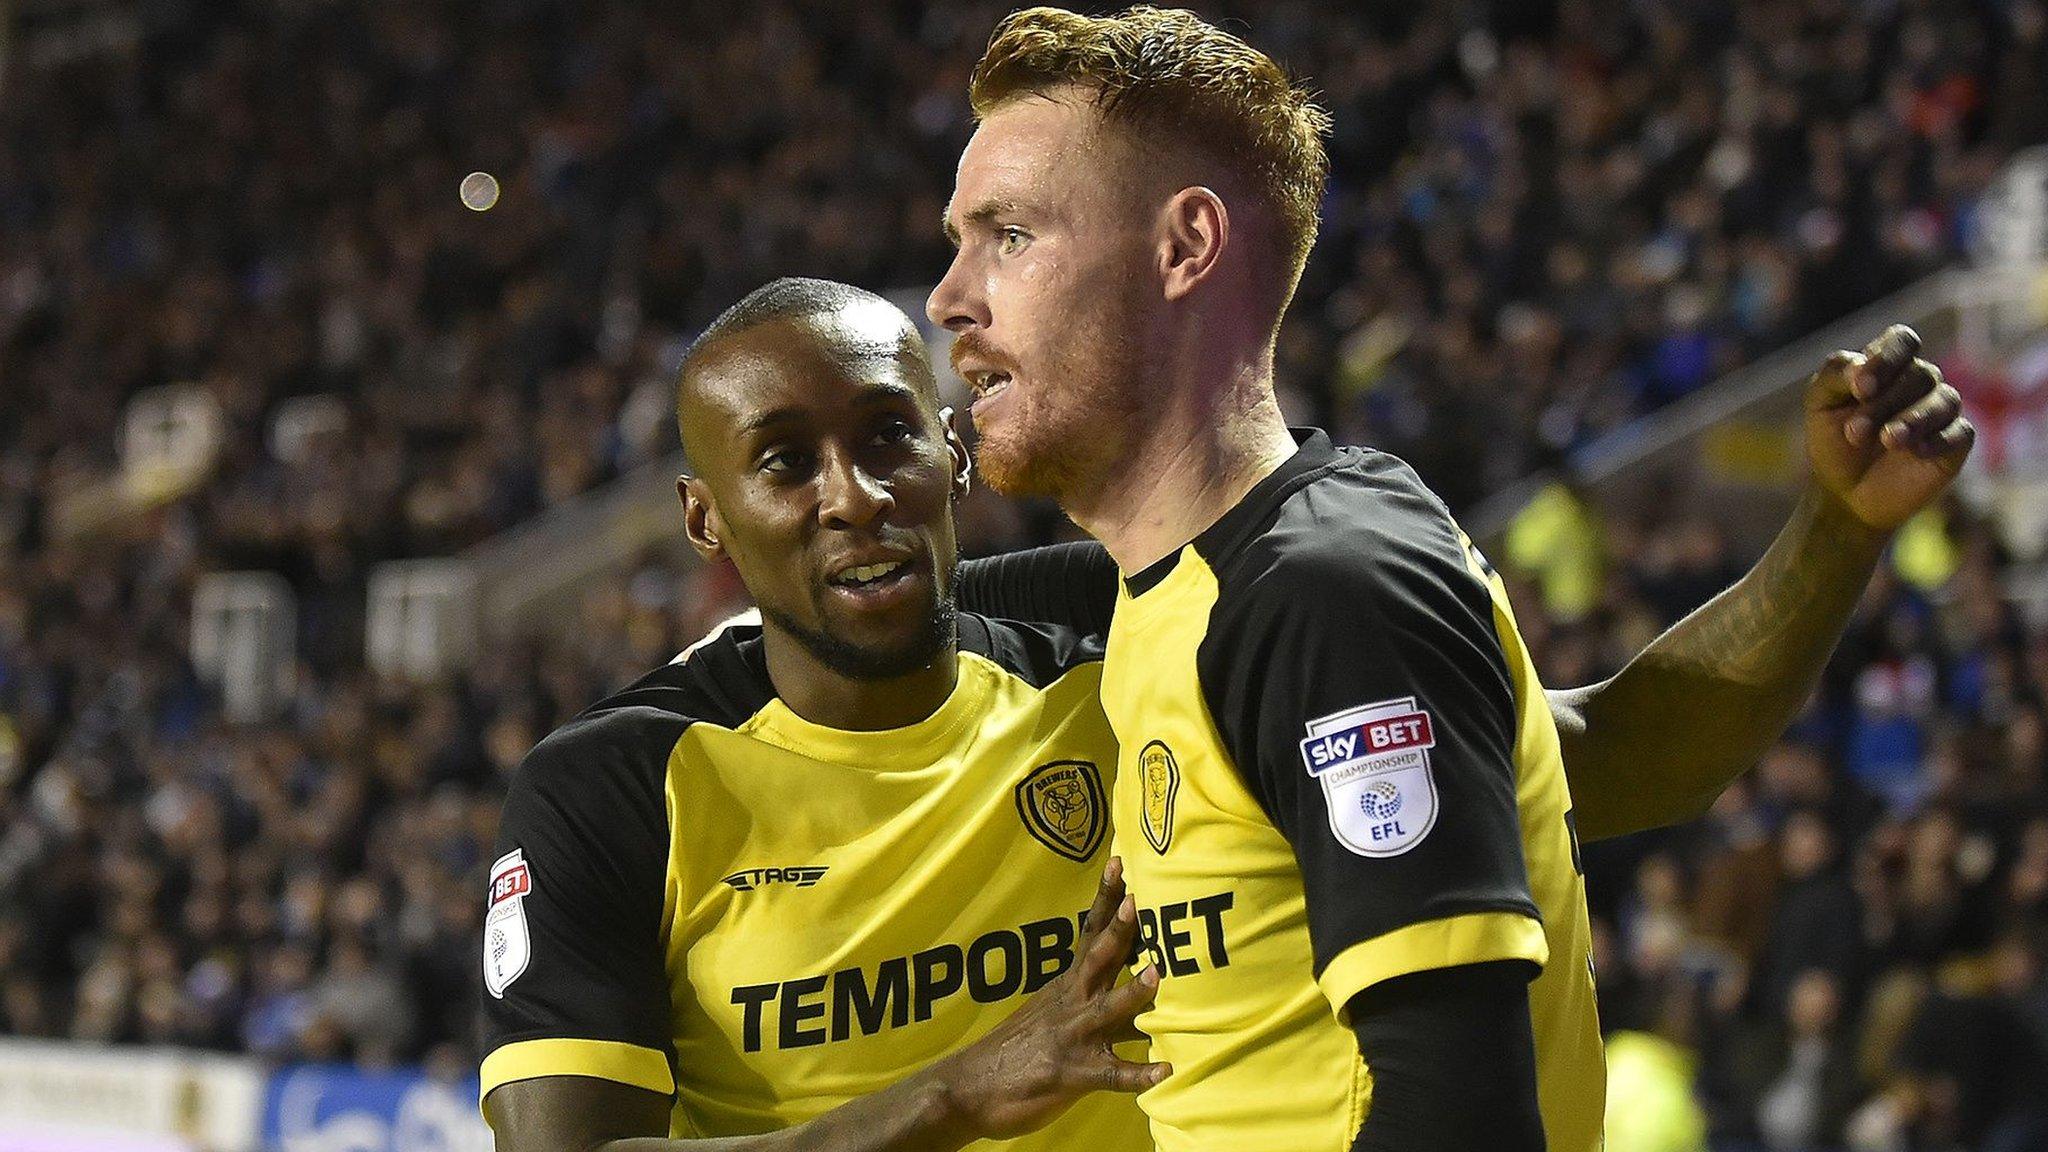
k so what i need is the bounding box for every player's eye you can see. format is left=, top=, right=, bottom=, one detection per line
left=997, top=226, right=1030, bottom=256
left=873, top=418, right=916, bottom=446
left=759, top=447, right=810, bottom=476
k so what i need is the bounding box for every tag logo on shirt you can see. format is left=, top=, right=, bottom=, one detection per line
left=1137, top=741, right=1180, bottom=854
left=1015, top=760, right=1107, bottom=863
left=1299, top=698, right=1440, bottom=858
left=483, top=849, right=533, bottom=999
left=721, top=866, right=830, bottom=892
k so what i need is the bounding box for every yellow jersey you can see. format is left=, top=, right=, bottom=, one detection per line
left=1100, top=430, right=1605, bottom=1152
left=480, top=615, right=1150, bottom=1150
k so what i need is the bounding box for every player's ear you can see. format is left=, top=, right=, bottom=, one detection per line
left=941, top=406, right=972, bottom=501
left=679, top=474, right=726, bottom=559
left=1159, top=186, right=1229, bottom=302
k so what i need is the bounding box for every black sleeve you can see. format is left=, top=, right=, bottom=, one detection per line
left=1347, top=961, right=1545, bottom=1152
left=479, top=706, right=681, bottom=1098
left=955, top=542, right=1119, bottom=637
left=1200, top=497, right=1542, bottom=1008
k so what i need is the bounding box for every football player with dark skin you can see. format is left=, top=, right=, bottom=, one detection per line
left=484, top=260, right=1971, bottom=1152
left=483, top=288, right=1167, bottom=1152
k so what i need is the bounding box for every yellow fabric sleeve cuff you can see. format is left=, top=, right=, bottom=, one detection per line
left=479, top=1037, right=675, bottom=1105
left=1317, top=910, right=1549, bottom=1021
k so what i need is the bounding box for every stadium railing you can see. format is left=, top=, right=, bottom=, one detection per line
left=1464, top=264, right=2048, bottom=547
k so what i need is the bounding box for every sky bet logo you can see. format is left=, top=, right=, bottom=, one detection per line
left=1301, top=697, right=1442, bottom=858
left=1299, top=707, right=1434, bottom=776
left=489, top=862, right=531, bottom=906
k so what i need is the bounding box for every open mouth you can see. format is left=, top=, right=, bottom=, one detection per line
left=823, top=551, right=926, bottom=614
left=968, top=370, right=1012, bottom=412
left=829, top=558, right=912, bottom=589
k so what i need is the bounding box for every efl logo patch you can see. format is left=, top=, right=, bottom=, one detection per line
left=1016, top=760, right=1107, bottom=863
left=483, top=849, right=533, bottom=999
left=1298, top=698, right=1440, bottom=858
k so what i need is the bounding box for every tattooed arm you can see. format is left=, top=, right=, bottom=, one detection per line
left=1550, top=489, right=1888, bottom=840
left=1553, top=326, right=1974, bottom=842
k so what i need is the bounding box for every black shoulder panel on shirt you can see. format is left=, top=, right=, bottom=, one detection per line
left=1190, top=443, right=1535, bottom=977
left=597, top=625, right=777, bottom=733
left=955, top=542, right=1119, bottom=639
left=959, top=612, right=1107, bottom=690
left=484, top=691, right=693, bottom=1062
left=479, top=627, right=778, bottom=1063
left=1195, top=446, right=1517, bottom=792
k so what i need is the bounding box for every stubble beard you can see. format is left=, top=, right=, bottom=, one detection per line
left=762, top=573, right=960, bottom=683
left=973, top=339, right=1145, bottom=504
left=973, top=401, right=1088, bottom=500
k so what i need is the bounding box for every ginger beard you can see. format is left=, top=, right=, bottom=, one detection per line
left=954, top=278, right=1151, bottom=502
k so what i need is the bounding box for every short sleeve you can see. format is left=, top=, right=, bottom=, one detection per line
left=1199, top=510, right=1546, bottom=1017
left=479, top=708, right=681, bottom=1103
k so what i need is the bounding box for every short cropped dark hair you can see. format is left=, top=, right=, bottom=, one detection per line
left=674, top=278, right=935, bottom=466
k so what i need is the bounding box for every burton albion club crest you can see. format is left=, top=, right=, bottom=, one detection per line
left=1016, top=760, right=1107, bottom=862
left=1137, top=740, right=1180, bottom=854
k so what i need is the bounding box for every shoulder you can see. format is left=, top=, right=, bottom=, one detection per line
left=959, top=612, right=1106, bottom=689
left=510, top=627, right=776, bottom=814
left=1210, top=448, right=1484, bottom=621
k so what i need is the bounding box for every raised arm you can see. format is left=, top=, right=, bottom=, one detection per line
left=487, top=859, right=1166, bottom=1152
left=955, top=542, right=1119, bottom=635
left=1553, top=325, right=1974, bottom=842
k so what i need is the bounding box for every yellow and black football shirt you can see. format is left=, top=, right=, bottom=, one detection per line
left=1101, top=430, right=1603, bottom=1152
left=479, top=613, right=1150, bottom=1150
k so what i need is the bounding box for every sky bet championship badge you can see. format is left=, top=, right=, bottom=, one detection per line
left=1299, top=697, right=1439, bottom=858
left=483, top=848, right=533, bottom=999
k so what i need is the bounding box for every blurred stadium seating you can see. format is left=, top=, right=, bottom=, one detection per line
left=2, top=1, right=2047, bottom=1150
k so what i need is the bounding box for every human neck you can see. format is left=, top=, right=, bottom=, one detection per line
left=760, top=630, right=960, bottom=731
left=1062, top=358, right=1297, bottom=575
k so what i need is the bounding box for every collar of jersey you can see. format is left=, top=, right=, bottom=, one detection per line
left=1119, top=426, right=1341, bottom=599
left=737, top=649, right=997, bottom=769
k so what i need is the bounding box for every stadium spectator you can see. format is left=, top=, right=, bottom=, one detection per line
left=1715, top=968, right=1863, bottom=1152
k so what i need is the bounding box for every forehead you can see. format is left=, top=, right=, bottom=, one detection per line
left=950, top=95, right=1115, bottom=212
left=694, top=306, right=930, bottom=422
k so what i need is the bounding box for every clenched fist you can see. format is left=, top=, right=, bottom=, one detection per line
left=1805, top=323, right=1975, bottom=535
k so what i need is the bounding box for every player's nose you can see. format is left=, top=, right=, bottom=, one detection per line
left=816, top=445, right=894, bottom=531
left=927, top=251, right=987, bottom=334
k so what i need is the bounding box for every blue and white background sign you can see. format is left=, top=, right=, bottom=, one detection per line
left=261, top=1065, right=490, bottom=1152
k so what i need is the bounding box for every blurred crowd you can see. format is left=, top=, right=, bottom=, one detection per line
left=6, top=0, right=2044, bottom=522
left=3, top=0, right=2047, bottom=1150
left=1512, top=489, right=2048, bottom=1152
